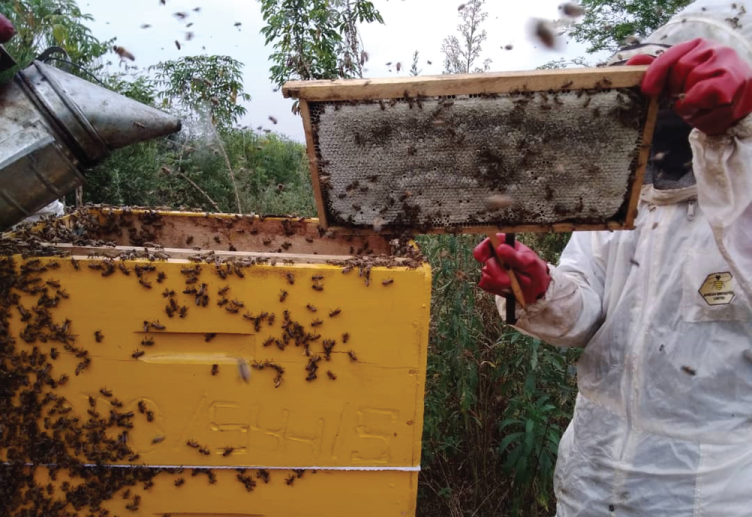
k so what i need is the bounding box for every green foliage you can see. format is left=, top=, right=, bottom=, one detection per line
left=569, top=0, right=691, bottom=54
left=259, top=0, right=383, bottom=88
left=441, top=0, right=492, bottom=74
left=151, top=56, right=252, bottom=129
left=0, top=0, right=111, bottom=80
left=417, top=234, right=577, bottom=517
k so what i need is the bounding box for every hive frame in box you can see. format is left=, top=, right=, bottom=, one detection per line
left=283, top=67, right=659, bottom=235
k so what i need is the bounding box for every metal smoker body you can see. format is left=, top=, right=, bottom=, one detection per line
left=0, top=48, right=181, bottom=230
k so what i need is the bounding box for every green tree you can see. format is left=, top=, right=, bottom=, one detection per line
left=441, top=0, right=492, bottom=74
left=259, top=0, right=384, bottom=88
left=0, top=0, right=110, bottom=75
left=569, top=0, right=691, bottom=54
left=409, top=50, right=421, bottom=77
left=151, top=55, right=252, bottom=129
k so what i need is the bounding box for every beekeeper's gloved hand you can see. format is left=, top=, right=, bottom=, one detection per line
left=473, top=234, right=551, bottom=305
left=628, top=38, right=752, bottom=135
left=0, top=13, right=15, bottom=44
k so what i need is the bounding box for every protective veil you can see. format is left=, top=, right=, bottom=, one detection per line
left=497, top=1, right=752, bottom=515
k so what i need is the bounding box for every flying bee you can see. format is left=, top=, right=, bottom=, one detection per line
left=94, top=330, right=104, bottom=343
left=142, top=336, right=155, bottom=346
left=113, top=45, right=135, bottom=61
left=132, top=349, right=145, bottom=359
left=211, top=364, right=219, bottom=375
left=279, top=290, right=288, bottom=302
left=348, top=350, right=358, bottom=361
left=269, top=116, right=278, bottom=124
left=329, top=308, right=341, bottom=317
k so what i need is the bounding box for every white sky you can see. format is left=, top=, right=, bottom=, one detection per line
left=83, top=0, right=600, bottom=143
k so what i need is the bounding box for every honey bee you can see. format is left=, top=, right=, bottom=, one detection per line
left=342, top=332, right=350, bottom=343
left=257, top=469, right=270, bottom=483
left=71, top=257, right=80, bottom=270
left=269, top=116, right=278, bottom=124
left=157, top=271, right=167, bottom=283
left=222, top=446, right=234, bottom=456
left=286, top=273, right=295, bottom=285
left=187, top=440, right=200, bottom=448
left=306, top=304, right=317, bottom=312
left=174, top=478, right=185, bottom=487
left=132, top=349, right=145, bottom=359
left=327, top=370, right=337, bottom=380
left=111, top=397, right=123, bottom=408
left=311, top=319, right=323, bottom=327
left=152, top=435, right=166, bottom=444
left=175, top=40, right=181, bottom=50
left=113, top=45, right=135, bottom=61
left=138, top=400, right=146, bottom=413
left=262, top=336, right=275, bottom=347
left=50, top=348, right=59, bottom=359
left=382, top=278, right=394, bottom=286
left=199, top=446, right=211, bottom=455
left=147, top=410, right=154, bottom=422
left=342, top=266, right=353, bottom=274
left=46, top=279, right=61, bottom=288
left=142, top=336, right=155, bottom=346
left=179, top=306, right=188, bottom=318
left=211, top=364, right=219, bottom=375
left=94, top=330, right=104, bottom=343
left=128, top=453, right=140, bottom=462
left=329, top=308, right=341, bottom=317
left=100, top=387, right=112, bottom=397
left=285, top=474, right=296, bottom=486
left=348, top=350, right=358, bottom=361
left=163, top=288, right=175, bottom=298
left=151, top=320, right=166, bottom=331
left=219, top=285, right=230, bottom=296
left=311, top=274, right=324, bottom=281
left=139, top=278, right=152, bottom=289
left=186, top=236, right=194, bottom=245
left=279, top=290, right=288, bottom=302
left=123, top=489, right=131, bottom=499
left=312, top=284, right=324, bottom=291
left=226, top=306, right=239, bottom=314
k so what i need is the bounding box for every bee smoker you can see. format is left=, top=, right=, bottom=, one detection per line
left=0, top=45, right=182, bottom=230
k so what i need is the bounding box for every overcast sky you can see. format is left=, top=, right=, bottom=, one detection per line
left=83, top=0, right=601, bottom=143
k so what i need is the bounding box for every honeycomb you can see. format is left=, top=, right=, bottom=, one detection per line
left=308, top=87, right=650, bottom=231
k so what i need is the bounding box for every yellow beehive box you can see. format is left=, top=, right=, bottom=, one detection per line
left=1, top=208, right=430, bottom=517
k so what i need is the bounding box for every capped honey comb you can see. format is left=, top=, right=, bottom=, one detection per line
left=284, top=68, right=658, bottom=233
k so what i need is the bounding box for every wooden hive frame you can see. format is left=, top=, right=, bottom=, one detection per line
left=283, top=67, right=659, bottom=235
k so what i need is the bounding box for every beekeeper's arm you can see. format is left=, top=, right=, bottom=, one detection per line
left=473, top=232, right=607, bottom=348
left=638, top=38, right=752, bottom=301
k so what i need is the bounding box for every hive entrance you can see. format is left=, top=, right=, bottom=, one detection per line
left=285, top=68, right=658, bottom=233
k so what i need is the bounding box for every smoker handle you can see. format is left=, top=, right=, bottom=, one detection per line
left=487, top=233, right=526, bottom=325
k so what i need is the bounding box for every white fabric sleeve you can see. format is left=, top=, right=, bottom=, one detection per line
left=691, top=114, right=752, bottom=302
left=495, top=231, right=607, bottom=348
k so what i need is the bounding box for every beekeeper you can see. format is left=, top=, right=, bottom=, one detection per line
left=474, top=1, right=752, bottom=515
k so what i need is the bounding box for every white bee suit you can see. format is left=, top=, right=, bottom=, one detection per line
left=496, top=1, right=752, bottom=515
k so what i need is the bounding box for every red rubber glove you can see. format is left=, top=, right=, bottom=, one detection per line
left=473, top=234, right=551, bottom=304
left=0, top=13, right=15, bottom=44
left=635, top=38, right=752, bottom=135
